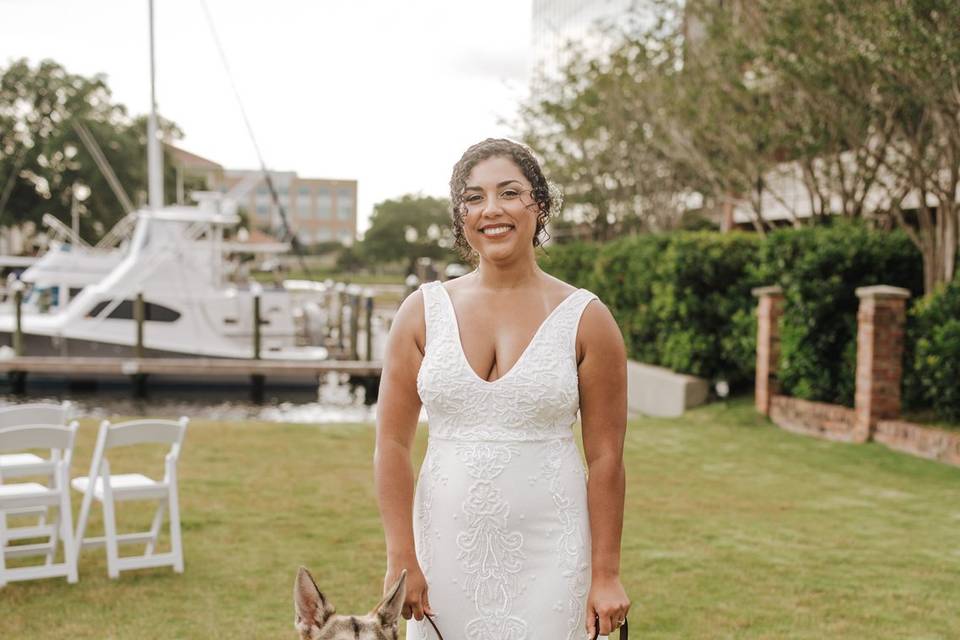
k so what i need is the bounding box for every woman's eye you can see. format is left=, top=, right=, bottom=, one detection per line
left=501, top=190, right=519, bottom=199
left=464, top=195, right=483, bottom=203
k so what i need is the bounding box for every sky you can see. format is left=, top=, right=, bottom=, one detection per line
left=0, top=0, right=534, bottom=234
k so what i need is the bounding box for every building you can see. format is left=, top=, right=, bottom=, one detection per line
left=164, top=147, right=358, bottom=247
left=219, top=170, right=358, bottom=247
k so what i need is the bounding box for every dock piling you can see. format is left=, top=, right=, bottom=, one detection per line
left=253, top=294, right=261, bottom=360
left=135, top=292, right=145, bottom=358
left=364, top=293, right=374, bottom=361
left=13, top=286, right=23, bottom=357
left=349, top=293, right=360, bottom=360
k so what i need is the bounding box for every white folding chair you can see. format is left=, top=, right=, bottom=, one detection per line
left=73, top=417, right=188, bottom=579
left=0, top=402, right=73, bottom=525
left=0, top=421, right=79, bottom=587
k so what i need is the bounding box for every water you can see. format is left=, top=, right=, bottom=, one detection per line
left=0, top=372, right=378, bottom=424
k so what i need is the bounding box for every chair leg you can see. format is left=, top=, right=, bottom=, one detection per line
left=102, top=495, right=120, bottom=579
left=144, top=500, right=166, bottom=556
left=168, top=486, right=183, bottom=574
left=60, top=487, right=78, bottom=584
left=0, top=508, right=7, bottom=588
left=45, top=500, right=62, bottom=567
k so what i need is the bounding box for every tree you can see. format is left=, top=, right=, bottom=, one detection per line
left=519, top=20, right=698, bottom=240
left=518, top=0, right=960, bottom=290
left=359, top=194, right=456, bottom=268
left=0, top=58, right=182, bottom=242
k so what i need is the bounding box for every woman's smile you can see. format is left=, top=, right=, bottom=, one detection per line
left=479, top=223, right=515, bottom=239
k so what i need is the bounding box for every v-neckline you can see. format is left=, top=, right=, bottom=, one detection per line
left=437, top=283, right=582, bottom=386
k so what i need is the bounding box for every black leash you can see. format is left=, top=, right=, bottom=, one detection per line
left=421, top=612, right=628, bottom=639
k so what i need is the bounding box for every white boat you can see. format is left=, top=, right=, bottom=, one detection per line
left=0, top=196, right=329, bottom=362
left=13, top=213, right=136, bottom=312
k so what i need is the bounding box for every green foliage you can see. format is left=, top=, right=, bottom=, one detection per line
left=0, top=58, right=182, bottom=239
left=905, top=281, right=960, bottom=421
left=651, top=233, right=763, bottom=384
left=538, top=242, right=601, bottom=290
left=542, top=231, right=762, bottom=386
left=358, top=194, right=456, bottom=267
left=758, top=222, right=923, bottom=406
left=521, top=0, right=960, bottom=291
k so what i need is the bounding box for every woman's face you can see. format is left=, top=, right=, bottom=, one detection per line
left=460, top=156, right=539, bottom=263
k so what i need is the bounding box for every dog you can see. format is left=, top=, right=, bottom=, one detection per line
left=294, top=567, right=406, bottom=640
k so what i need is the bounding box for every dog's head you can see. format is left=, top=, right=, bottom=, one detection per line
left=293, top=567, right=406, bottom=640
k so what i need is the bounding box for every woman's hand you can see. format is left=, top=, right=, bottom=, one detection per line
left=586, top=574, right=630, bottom=637
left=385, top=560, right=433, bottom=621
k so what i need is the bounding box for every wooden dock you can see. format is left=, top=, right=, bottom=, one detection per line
left=0, top=356, right=383, bottom=401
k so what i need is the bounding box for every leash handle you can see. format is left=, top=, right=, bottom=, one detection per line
left=424, top=612, right=443, bottom=640
left=593, top=614, right=629, bottom=640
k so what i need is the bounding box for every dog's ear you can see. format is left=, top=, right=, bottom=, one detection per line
left=294, top=567, right=335, bottom=634
left=373, top=569, right=406, bottom=626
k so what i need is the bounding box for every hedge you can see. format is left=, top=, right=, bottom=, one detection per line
left=755, top=223, right=923, bottom=406
left=540, top=231, right=763, bottom=388
left=904, top=280, right=960, bottom=422
left=539, top=223, right=929, bottom=408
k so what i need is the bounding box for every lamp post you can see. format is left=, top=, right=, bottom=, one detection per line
left=70, top=183, right=91, bottom=243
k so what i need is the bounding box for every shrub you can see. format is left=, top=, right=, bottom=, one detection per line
left=650, top=232, right=762, bottom=386
left=543, top=232, right=762, bottom=386
left=590, top=234, right=672, bottom=364
left=538, top=242, right=600, bottom=290
left=758, top=222, right=923, bottom=406
left=905, top=280, right=960, bottom=422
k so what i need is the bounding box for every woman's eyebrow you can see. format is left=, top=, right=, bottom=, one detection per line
left=463, top=180, right=523, bottom=191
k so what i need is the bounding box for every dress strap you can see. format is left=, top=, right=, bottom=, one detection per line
left=418, top=280, right=445, bottom=348
left=563, top=289, right=600, bottom=355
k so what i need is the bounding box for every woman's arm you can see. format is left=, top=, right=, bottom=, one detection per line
left=577, top=299, right=630, bottom=636
left=373, top=290, right=433, bottom=621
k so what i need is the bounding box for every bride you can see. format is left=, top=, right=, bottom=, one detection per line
left=374, top=138, right=629, bottom=638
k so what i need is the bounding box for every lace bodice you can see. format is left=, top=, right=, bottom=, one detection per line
left=415, top=280, right=598, bottom=442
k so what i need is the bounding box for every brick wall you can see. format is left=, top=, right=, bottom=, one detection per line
left=769, top=395, right=858, bottom=442
left=874, top=420, right=960, bottom=466
left=754, top=283, right=960, bottom=467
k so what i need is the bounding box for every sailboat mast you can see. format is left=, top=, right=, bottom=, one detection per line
left=147, top=0, right=163, bottom=209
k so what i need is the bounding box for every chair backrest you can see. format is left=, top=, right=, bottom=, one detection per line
left=102, top=418, right=188, bottom=450
left=0, top=402, right=71, bottom=429
left=84, top=417, right=188, bottom=486
left=0, top=423, right=78, bottom=453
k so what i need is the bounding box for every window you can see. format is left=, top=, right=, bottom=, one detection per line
left=86, top=299, right=181, bottom=323
left=298, top=186, right=311, bottom=196
left=336, top=187, right=353, bottom=221
left=316, top=187, right=332, bottom=219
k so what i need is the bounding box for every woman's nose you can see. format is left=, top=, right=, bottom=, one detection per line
left=481, top=192, right=504, bottom=214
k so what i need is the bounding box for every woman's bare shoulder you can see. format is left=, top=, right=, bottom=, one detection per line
left=390, top=288, right=427, bottom=353
left=576, top=296, right=625, bottom=362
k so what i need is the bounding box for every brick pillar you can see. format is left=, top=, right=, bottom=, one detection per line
left=854, top=285, right=911, bottom=443
left=752, top=285, right=784, bottom=415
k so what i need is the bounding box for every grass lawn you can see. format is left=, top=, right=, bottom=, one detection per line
left=2, top=398, right=958, bottom=639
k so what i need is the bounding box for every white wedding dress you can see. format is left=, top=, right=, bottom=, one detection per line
left=408, top=280, right=600, bottom=640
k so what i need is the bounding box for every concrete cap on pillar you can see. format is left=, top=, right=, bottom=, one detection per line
left=854, top=285, right=911, bottom=300
left=751, top=285, right=783, bottom=298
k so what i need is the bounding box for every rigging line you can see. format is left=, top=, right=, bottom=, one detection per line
left=71, top=120, right=136, bottom=215
left=197, top=0, right=311, bottom=277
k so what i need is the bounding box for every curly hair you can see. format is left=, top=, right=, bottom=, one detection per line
left=448, top=138, right=553, bottom=262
